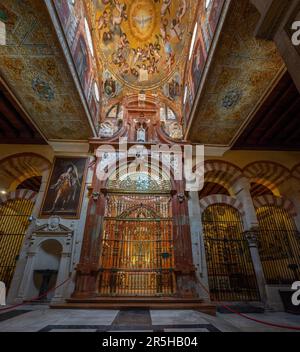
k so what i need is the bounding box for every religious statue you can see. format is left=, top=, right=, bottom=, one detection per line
left=137, top=126, right=146, bottom=142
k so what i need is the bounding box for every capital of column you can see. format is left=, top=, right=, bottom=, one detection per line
left=244, top=226, right=260, bottom=247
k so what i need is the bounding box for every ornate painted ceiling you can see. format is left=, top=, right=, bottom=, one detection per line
left=89, top=0, right=196, bottom=91
left=186, top=0, right=284, bottom=146
left=0, top=0, right=290, bottom=147
left=0, top=0, right=96, bottom=141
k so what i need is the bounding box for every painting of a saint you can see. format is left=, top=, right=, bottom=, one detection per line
left=40, top=157, right=88, bottom=218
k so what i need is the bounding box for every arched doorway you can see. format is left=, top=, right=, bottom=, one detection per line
left=33, top=239, right=62, bottom=302
left=256, top=205, right=300, bottom=284
left=0, top=199, right=34, bottom=289
left=98, top=170, right=175, bottom=296
left=202, top=204, right=260, bottom=301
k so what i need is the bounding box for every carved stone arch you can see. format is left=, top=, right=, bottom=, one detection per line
left=97, top=154, right=175, bottom=191
left=253, top=195, right=297, bottom=217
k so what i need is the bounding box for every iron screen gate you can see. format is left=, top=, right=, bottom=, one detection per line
left=203, top=204, right=260, bottom=302
left=0, top=199, right=33, bottom=289
left=257, top=206, right=300, bottom=284
left=99, top=194, right=176, bottom=296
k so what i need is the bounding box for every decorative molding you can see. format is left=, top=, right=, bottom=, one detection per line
left=48, top=141, right=90, bottom=154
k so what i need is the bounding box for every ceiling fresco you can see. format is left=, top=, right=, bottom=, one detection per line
left=187, top=0, right=284, bottom=145
left=0, top=0, right=95, bottom=140
left=90, top=0, right=196, bottom=91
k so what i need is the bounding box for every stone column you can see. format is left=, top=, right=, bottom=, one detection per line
left=188, top=191, right=210, bottom=300
left=244, top=227, right=268, bottom=304
left=52, top=252, right=71, bottom=303
left=233, top=177, right=268, bottom=305
left=16, top=251, right=36, bottom=302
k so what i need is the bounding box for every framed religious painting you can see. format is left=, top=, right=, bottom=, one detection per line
left=40, top=156, right=88, bottom=219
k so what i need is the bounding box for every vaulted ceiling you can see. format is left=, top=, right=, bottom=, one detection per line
left=0, top=0, right=298, bottom=150
left=89, top=0, right=195, bottom=91
left=186, top=0, right=284, bottom=146
left=0, top=0, right=96, bottom=141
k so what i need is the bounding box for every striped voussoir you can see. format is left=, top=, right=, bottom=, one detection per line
left=0, top=189, right=38, bottom=205
left=203, top=161, right=243, bottom=189
left=243, top=162, right=290, bottom=191
left=199, top=194, right=245, bottom=215
left=0, top=153, right=51, bottom=189
left=253, top=195, right=297, bottom=217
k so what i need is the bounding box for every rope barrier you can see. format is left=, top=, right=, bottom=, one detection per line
left=0, top=277, right=71, bottom=313
left=197, top=278, right=300, bottom=331
left=1, top=276, right=299, bottom=331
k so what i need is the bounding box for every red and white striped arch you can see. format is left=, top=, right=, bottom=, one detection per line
left=253, top=195, right=297, bottom=217
left=199, top=194, right=245, bottom=216
left=0, top=189, right=38, bottom=205
left=0, top=152, right=51, bottom=191
left=195, top=160, right=244, bottom=194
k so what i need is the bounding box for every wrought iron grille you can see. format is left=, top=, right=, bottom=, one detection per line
left=0, top=199, right=33, bottom=289
left=203, top=204, right=260, bottom=302
left=257, top=206, right=300, bottom=284
left=99, top=194, right=176, bottom=296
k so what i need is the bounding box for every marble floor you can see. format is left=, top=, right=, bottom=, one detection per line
left=0, top=306, right=300, bottom=332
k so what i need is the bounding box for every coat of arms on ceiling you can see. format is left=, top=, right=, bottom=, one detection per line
left=32, top=77, right=55, bottom=102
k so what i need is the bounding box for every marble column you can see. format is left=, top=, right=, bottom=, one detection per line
left=233, top=177, right=268, bottom=304
left=188, top=191, right=210, bottom=300
left=244, top=227, right=268, bottom=304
